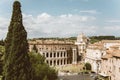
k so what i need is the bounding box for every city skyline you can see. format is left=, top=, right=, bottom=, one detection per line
left=0, top=0, right=120, bottom=39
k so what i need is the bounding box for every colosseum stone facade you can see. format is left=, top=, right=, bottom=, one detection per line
left=29, top=34, right=88, bottom=66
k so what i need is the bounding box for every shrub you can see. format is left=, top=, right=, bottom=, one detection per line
left=84, top=63, right=92, bottom=71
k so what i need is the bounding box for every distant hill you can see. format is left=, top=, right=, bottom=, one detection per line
left=28, top=36, right=120, bottom=44
left=89, top=36, right=120, bottom=44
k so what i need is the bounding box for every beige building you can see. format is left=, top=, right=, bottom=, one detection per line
left=29, top=33, right=89, bottom=67
left=85, top=40, right=120, bottom=73
left=101, top=46, right=120, bottom=80
left=29, top=39, right=78, bottom=66
left=29, top=35, right=120, bottom=79
left=101, top=40, right=120, bottom=49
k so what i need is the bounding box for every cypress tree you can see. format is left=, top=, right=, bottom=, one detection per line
left=32, top=44, right=38, bottom=53
left=3, top=1, right=32, bottom=80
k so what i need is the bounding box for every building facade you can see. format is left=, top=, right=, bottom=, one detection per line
left=75, top=33, right=89, bottom=61
left=29, top=39, right=78, bottom=66
left=101, top=46, right=120, bottom=80
left=85, top=43, right=106, bottom=73
left=101, top=40, right=120, bottom=49
left=85, top=40, right=120, bottom=74
left=29, top=33, right=88, bottom=66
left=29, top=35, right=120, bottom=80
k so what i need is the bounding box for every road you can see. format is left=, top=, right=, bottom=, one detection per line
left=58, top=74, right=94, bottom=80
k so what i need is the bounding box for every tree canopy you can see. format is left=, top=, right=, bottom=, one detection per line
left=29, top=52, right=58, bottom=80
left=3, top=1, right=32, bottom=80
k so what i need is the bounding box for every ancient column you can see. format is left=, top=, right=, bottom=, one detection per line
left=72, top=48, right=77, bottom=64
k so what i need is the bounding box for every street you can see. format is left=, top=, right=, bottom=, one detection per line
left=58, top=74, right=94, bottom=80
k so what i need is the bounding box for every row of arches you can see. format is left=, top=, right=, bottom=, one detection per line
left=43, top=51, right=68, bottom=58
left=46, top=59, right=70, bottom=66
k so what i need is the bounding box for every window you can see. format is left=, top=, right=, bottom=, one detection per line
left=57, top=60, right=59, bottom=65
left=50, top=60, right=52, bottom=65
left=57, top=52, right=59, bottom=57
left=46, top=60, right=48, bottom=64
left=46, top=52, right=48, bottom=57
left=64, top=59, right=66, bottom=64
left=61, top=60, right=62, bottom=65
left=64, top=52, right=66, bottom=57
left=61, top=52, right=62, bottom=57
left=54, top=53, right=56, bottom=57
left=50, top=53, right=52, bottom=57
left=54, top=60, right=56, bottom=66
left=102, top=53, right=103, bottom=56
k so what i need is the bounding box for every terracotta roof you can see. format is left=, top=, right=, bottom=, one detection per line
left=113, top=53, right=120, bottom=58
left=110, top=45, right=120, bottom=50
left=88, top=43, right=104, bottom=50
left=102, top=50, right=113, bottom=59
left=112, top=50, right=120, bottom=58
left=102, top=53, right=113, bottom=59
left=102, top=50, right=120, bottom=59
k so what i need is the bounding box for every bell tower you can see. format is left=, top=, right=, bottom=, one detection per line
left=75, top=33, right=89, bottom=61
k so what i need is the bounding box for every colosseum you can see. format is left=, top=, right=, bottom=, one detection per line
left=29, top=33, right=88, bottom=66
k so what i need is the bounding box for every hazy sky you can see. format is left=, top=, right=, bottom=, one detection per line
left=0, top=0, right=120, bottom=39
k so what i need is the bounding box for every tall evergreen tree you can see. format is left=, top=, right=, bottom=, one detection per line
left=3, top=1, right=32, bottom=80
left=32, top=44, right=38, bottom=53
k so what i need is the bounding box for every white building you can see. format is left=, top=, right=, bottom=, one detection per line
left=85, top=40, right=120, bottom=72
left=75, top=33, right=89, bottom=61
left=85, top=43, right=106, bottom=73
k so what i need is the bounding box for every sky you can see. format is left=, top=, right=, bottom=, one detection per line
left=0, top=0, right=120, bottom=39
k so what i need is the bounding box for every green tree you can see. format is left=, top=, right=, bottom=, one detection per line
left=0, top=46, right=5, bottom=54
left=29, top=52, right=58, bottom=80
left=84, top=63, right=92, bottom=71
left=3, top=1, right=32, bottom=80
left=43, top=76, right=48, bottom=80
left=0, top=46, right=4, bottom=75
left=0, top=53, right=3, bottom=75
left=89, top=36, right=116, bottom=44
left=0, top=39, right=4, bottom=46
left=32, top=44, right=38, bottom=53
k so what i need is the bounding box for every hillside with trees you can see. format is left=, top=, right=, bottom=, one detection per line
left=89, top=36, right=120, bottom=43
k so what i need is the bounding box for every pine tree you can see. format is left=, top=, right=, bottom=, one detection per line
left=3, top=1, right=32, bottom=80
